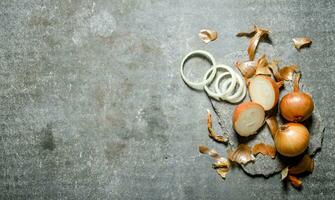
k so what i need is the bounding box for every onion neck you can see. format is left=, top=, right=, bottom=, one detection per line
left=293, top=73, right=301, bottom=92
left=265, top=116, right=279, bottom=138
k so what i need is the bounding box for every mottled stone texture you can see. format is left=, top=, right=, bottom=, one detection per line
left=0, top=0, right=334, bottom=199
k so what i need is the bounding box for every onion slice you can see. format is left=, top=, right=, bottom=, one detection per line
left=180, top=50, right=217, bottom=90
left=199, top=29, right=218, bottom=43
left=252, top=143, right=276, bottom=159
left=228, top=144, right=255, bottom=165
left=199, top=145, right=230, bottom=178
left=293, top=37, right=312, bottom=50
left=289, top=154, right=314, bottom=175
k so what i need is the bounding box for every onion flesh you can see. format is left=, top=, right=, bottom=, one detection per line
left=248, top=75, right=281, bottom=111
left=233, top=102, right=265, bottom=137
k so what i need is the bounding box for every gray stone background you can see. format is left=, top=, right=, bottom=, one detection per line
left=1, top=0, right=334, bottom=199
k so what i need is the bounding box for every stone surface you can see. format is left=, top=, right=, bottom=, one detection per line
left=1, top=0, right=335, bottom=199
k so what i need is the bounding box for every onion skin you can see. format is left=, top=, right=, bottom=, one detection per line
left=280, top=92, right=314, bottom=122
left=275, top=123, right=309, bottom=157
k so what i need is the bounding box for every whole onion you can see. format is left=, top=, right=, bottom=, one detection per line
left=280, top=73, right=314, bottom=122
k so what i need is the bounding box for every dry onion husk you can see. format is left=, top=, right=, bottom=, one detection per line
left=289, top=154, right=314, bottom=175
left=236, top=25, right=258, bottom=37
left=292, top=37, right=312, bottom=50
left=236, top=25, right=270, bottom=60
left=199, top=29, right=218, bottom=43
left=207, top=110, right=228, bottom=143
left=252, top=143, right=276, bottom=159
left=255, top=55, right=272, bottom=76
left=281, top=167, right=289, bottom=180
left=248, top=27, right=270, bottom=61
left=228, top=144, right=255, bottom=165
left=235, top=60, right=257, bottom=79
left=269, top=62, right=299, bottom=81
left=288, top=175, right=303, bottom=188
left=199, top=145, right=230, bottom=178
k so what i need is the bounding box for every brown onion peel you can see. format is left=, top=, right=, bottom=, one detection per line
left=228, top=144, right=255, bottom=165
left=199, top=145, right=230, bottom=178
left=288, top=175, right=303, bottom=188
left=247, top=27, right=270, bottom=61
left=293, top=37, right=312, bottom=50
left=252, top=143, right=276, bottom=159
left=289, top=154, right=314, bottom=175
left=236, top=25, right=257, bottom=37
left=207, top=110, right=228, bottom=143
left=255, top=55, right=272, bottom=76
left=235, top=60, right=257, bottom=79
left=280, top=73, right=314, bottom=122
left=281, top=167, right=289, bottom=180
left=199, top=29, right=218, bottom=43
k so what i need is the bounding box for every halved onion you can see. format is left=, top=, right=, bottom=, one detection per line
left=233, top=102, right=265, bottom=137
left=248, top=75, right=282, bottom=111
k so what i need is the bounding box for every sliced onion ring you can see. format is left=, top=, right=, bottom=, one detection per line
left=216, top=71, right=246, bottom=102
left=180, top=50, right=217, bottom=90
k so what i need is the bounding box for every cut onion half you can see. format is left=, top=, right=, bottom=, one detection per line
left=233, top=102, right=265, bottom=137
left=248, top=75, right=282, bottom=111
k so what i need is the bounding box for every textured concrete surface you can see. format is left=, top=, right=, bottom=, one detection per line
left=0, top=0, right=334, bottom=199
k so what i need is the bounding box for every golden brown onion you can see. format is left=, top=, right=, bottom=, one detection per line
left=266, top=117, right=310, bottom=157
left=280, top=73, right=314, bottom=122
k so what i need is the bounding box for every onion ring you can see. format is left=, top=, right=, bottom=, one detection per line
left=180, top=50, right=217, bottom=90
left=204, top=70, right=232, bottom=101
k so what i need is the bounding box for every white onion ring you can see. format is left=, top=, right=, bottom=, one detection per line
left=204, top=70, right=231, bottom=101
left=180, top=50, right=217, bottom=90
left=218, top=73, right=247, bottom=103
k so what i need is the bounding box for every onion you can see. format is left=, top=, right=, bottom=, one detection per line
left=266, top=116, right=309, bottom=157
left=233, top=102, right=265, bottom=137
left=280, top=73, right=314, bottom=122
left=248, top=75, right=283, bottom=111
